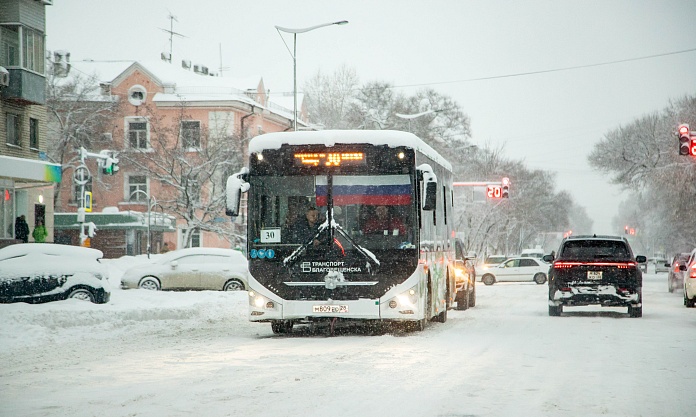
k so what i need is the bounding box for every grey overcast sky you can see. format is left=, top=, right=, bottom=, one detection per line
left=46, top=0, right=696, bottom=234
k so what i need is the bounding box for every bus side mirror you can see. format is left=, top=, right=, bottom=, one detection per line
left=417, top=163, right=437, bottom=211
left=226, top=168, right=250, bottom=218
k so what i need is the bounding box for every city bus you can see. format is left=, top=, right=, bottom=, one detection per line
left=226, top=130, right=457, bottom=333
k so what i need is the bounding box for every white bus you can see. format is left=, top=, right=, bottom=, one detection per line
left=226, top=130, right=459, bottom=333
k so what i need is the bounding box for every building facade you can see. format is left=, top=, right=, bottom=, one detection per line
left=0, top=0, right=60, bottom=248
left=52, top=56, right=307, bottom=256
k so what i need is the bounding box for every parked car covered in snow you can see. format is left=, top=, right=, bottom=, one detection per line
left=120, top=247, right=249, bottom=291
left=0, top=243, right=110, bottom=304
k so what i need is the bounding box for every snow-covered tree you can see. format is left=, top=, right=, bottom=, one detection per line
left=45, top=66, right=119, bottom=211
left=589, top=94, right=696, bottom=253
left=119, top=103, right=245, bottom=248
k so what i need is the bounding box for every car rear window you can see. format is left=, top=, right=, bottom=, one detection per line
left=559, top=240, right=631, bottom=260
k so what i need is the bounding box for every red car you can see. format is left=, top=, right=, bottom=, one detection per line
left=668, top=253, right=690, bottom=293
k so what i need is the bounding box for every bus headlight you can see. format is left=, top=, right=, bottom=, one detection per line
left=387, top=286, right=419, bottom=313
left=249, top=291, right=273, bottom=309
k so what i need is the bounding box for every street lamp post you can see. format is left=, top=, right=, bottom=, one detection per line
left=395, top=109, right=436, bottom=133
left=275, top=20, right=348, bottom=131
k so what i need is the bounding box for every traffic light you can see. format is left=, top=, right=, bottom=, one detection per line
left=624, top=225, right=629, bottom=234
left=100, top=150, right=120, bottom=175
left=678, top=124, right=690, bottom=156
left=501, top=177, right=510, bottom=198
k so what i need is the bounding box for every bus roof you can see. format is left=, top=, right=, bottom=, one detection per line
left=248, top=130, right=452, bottom=171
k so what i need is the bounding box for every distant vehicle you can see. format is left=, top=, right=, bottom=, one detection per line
left=668, top=253, right=690, bottom=293
left=681, top=249, right=696, bottom=308
left=545, top=235, right=646, bottom=317
left=0, top=243, right=110, bottom=304
left=520, top=248, right=545, bottom=259
left=480, top=257, right=548, bottom=285
left=653, top=258, right=669, bottom=274
left=120, top=248, right=248, bottom=291
left=454, top=238, right=476, bottom=310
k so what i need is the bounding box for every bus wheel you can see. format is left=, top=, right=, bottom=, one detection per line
left=455, top=288, right=469, bottom=310
left=436, top=304, right=447, bottom=323
left=271, top=320, right=293, bottom=334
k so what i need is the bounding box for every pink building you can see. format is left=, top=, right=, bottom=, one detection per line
left=53, top=57, right=308, bottom=257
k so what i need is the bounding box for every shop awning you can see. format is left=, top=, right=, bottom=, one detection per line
left=54, top=210, right=176, bottom=232
left=0, top=155, right=61, bottom=183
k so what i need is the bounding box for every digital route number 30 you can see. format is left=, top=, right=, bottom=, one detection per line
left=487, top=185, right=502, bottom=199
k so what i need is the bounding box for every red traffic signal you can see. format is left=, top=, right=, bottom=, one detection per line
left=678, top=124, right=691, bottom=156
left=501, top=177, right=510, bottom=198
left=692, top=138, right=696, bottom=157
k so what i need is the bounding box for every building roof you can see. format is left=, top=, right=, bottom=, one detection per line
left=60, top=59, right=300, bottom=124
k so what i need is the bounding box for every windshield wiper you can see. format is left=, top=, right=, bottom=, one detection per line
left=283, top=214, right=380, bottom=274
left=283, top=173, right=380, bottom=274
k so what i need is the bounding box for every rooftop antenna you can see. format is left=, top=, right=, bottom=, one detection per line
left=218, top=43, right=230, bottom=76
left=159, top=11, right=186, bottom=63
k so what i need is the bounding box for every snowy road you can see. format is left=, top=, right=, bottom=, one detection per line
left=1, top=271, right=694, bottom=417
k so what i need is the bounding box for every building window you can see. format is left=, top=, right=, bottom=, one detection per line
left=6, top=113, right=21, bottom=146
left=29, top=118, right=39, bottom=149
left=0, top=25, right=20, bottom=67
left=127, top=175, right=148, bottom=202
left=127, top=120, right=148, bottom=149
left=181, top=120, right=201, bottom=149
left=23, top=27, right=45, bottom=74
left=182, top=228, right=201, bottom=248
left=73, top=178, right=92, bottom=203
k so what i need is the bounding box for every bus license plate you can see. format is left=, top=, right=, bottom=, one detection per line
left=587, top=271, right=602, bottom=280
left=313, top=305, right=349, bottom=313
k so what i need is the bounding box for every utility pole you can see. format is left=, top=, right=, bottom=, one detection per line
left=76, top=147, right=119, bottom=246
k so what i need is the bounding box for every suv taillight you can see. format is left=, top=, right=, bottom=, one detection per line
left=553, top=261, right=635, bottom=269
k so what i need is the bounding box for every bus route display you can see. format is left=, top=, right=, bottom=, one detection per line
left=293, top=152, right=365, bottom=167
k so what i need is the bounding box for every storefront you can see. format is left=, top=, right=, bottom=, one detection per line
left=0, top=155, right=61, bottom=248
left=54, top=209, right=176, bottom=258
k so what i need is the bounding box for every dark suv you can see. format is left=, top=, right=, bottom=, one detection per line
left=544, top=235, right=646, bottom=317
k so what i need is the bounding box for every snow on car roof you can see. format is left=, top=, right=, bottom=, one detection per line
left=248, top=130, right=452, bottom=171
left=159, top=247, right=246, bottom=261
left=0, top=243, right=103, bottom=262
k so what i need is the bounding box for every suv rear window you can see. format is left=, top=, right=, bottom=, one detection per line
left=559, top=240, right=630, bottom=260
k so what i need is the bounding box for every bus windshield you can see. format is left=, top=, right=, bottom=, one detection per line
left=249, top=174, right=417, bottom=252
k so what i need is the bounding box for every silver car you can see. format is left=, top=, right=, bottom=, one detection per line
left=120, top=248, right=248, bottom=291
